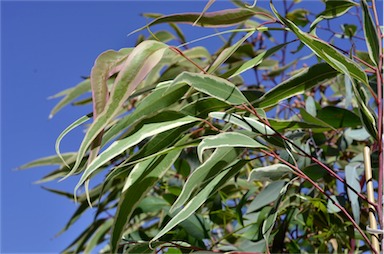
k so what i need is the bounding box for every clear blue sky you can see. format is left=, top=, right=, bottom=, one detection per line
left=1, top=1, right=382, bottom=253
left=1, top=1, right=237, bottom=253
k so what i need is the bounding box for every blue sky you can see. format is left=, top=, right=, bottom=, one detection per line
left=1, top=1, right=238, bottom=253
left=1, top=0, right=382, bottom=253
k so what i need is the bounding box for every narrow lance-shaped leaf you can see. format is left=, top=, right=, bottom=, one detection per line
left=248, top=164, right=293, bottom=182
left=111, top=137, right=187, bottom=253
left=171, top=72, right=249, bottom=105
left=223, top=42, right=290, bottom=79
left=74, top=112, right=198, bottom=194
left=63, top=40, right=169, bottom=180
left=129, top=8, right=257, bottom=36
left=170, top=147, right=239, bottom=213
left=310, top=0, right=358, bottom=31
left=270, top=1, right=369, bottom=86
left=255, top=63, right=338, bottom=108
left=324, top=51, right=377, bottom=138
left=198, top=132, right=266, bottom=162
left=152, top=159, right=246, bottom=244
left=361, top=0, right=380, bottom=66
left=209, top=112, right=275, bottom=135
left=49, top=79, right=91, bottom=118
left=18, top=152, right=76, bottom=170
left=55, top=113, right=92, bottom=168
left=207, top=30, right=254, bottom=74
left=102, top=81, right=189, bottom=145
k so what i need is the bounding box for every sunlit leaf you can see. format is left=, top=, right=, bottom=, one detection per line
left=361, top=0, right=380, bottom=66
left=64, top=40, right=169, bottom=180
left=49, top=79, right=91, bottom=118
left=197, top=132, right=265, bottom=162
left=129, top=8, right=258, bottom=35
left=172, top=72, right=249, bottom=105
left=271, top=2, right=368, bottom=86
left=75, top=111, right=198, bottom=193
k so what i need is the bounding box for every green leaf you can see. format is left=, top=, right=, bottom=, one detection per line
left=18, top=152, right=76, bottom=170
left=49, top=79, right=91, bottom=118
left=255, top=63, right=338, bottom=108
left=222, top=42, right=290, bottom=79
left=83, top=219, right=113, bottom=254
left=181, top=98, right=229, bottom=118
left=90, top=48, right=131, bottom=118
left=345, top=162, right=363, bottom=224
left=248, top=164, right=293, bottom=181
left=75, top=111, right=198, bottom=193
left=271, top=2, right=368, bottom=86
left=111, top=147, right=183, bottom=253
left=55, top=113, right=92, bottom=168
left=361, top=0, right=380, bottom=66
left=351, top=80, right=378, bottom=139
left=197, top=132, right=266, bottom=162
left=129, top=8, right=258, bottom=35
left=207, top=30, right=254, bottom=74
left=102, top=81, right=189, bottom=145
left=310, top=0, right=358, bottom=31
left=170, top=147, right=239, bottom=213
left=247, top=180, right=287, bottom=213
left=209, top=112, right=275, bottom=135
left=64, top=40, right=169, bottom=180
left=172, top=72, right=249, bottom=105
left=316, top=106, right=361, bottom=129
left=151, top=159, right=245, bottom=243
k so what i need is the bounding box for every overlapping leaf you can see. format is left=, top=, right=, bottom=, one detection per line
left=64, top=40, right=169, bottom=180
left=271, top=1, right=369, bottom=86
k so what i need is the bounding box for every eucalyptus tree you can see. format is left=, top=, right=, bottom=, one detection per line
left=21, top=0, right=383, bottom=253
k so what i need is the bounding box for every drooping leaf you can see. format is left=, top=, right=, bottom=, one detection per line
left=271, top=2, right=368, bottom=86
left=345, top=162, right=363, bottom=224
left=209, top=112, right=275, bottom=135
left=75, top=111, right=198, bottom=192
left=111, top=144, right=184, bottom=253
left=361, top=0, right=380, bottom=66
left=172, top=72, right=249, bottom=105
left=247, top=180, right=287, bottom=214
left=255, top=63, right=338, bottom=108
left=248, top=164, right=293, bottom=181
left=83, top=219, right=113, bottom=254
left=310, top=0, right=358, bottom=31
left=55, top=113, right=92, bottom=168
left=129, top=8, right=258, bottom=35
left=64, top=40, right=169, bottom=180
left=49, top=79, right=91, bottom=118
left=151, top=160, right=246, bottom=243
left=170, top=147, right=240, bottom=213
left=197, top=132, right=265, bottom=162
left=102, top=81, right=189, bottom=145
left=18, top=152, right=76, bottom=170
left=207, top=30, right=254, bottom=74
left=222, top=42, right=290, bottom=79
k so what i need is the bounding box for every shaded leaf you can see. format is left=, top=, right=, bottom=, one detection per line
left=247, top=180, right=287, bottom=213
left=255, top=63, right=338, bottom=108
left=248, top=164, right=293, bottom=181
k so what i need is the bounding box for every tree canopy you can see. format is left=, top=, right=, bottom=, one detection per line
left=20, top=0, right=383, bottom=253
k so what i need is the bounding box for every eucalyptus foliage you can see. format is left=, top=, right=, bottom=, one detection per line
left=21, top=0, right=383, bottom=253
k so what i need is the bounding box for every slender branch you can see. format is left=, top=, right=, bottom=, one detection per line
left=263, top=149, right=377, bottom=253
